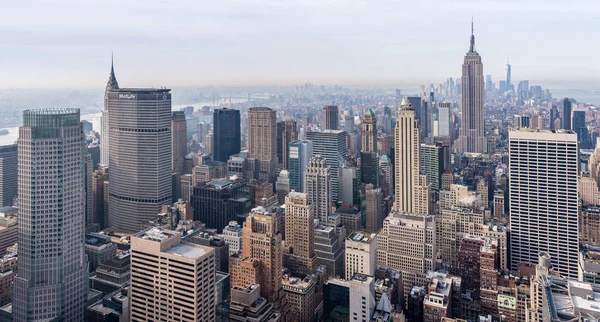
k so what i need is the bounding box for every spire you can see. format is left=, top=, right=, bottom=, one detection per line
left=469, top=17, right=475, bottom=52
left=106, top=53, right=119, bottom=92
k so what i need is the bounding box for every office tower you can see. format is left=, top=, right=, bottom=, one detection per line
left=305, top=155, right=332, bottom=223
left=284, top=192, right=317, bottom=274
left=379, top=155, right=393, bottom=197
left=0, top=253, right=17, bottom=307
left=100, top=59, right=119, bottom=167
left=306, top=130, right=347, bottom=202
left=339, top=166, right=360, bottom=206
left=506, top=61, right=511, bottom=92
left=420, top=143, right=443, bottom=194
left=282, top=273, right=321, bottom=322
left=349, top=274, right=376, bottom=322
left=215, top=272, right=231, bottom=322
left=13, top=109, right=88, bottom=321
left=171, top=111, right=187, bottom=173
left=437, top=102, right=451, bottom=138
left=322, top=105, right=339, bottom=130
left=377, top=212, right=437, bottom=304
left=191, top=179, right=251, bottom=232
left=360, top=151, right=379, bottom=188
left=485, top=74, right=492, bottom=92
left=394, top=98, right=430, bottom=214
left=247, top=107, right=278, bottom=182
left=365, top=184, right=383, bottom=234
left=314, top=222, right=345, bottom=278
left=84, top=154, right=94, bottom=231
left=237, top=208, right=289, bottom=315
left=549, top=105, right=560, bottom=130
left=278, top=119, right=297, bottom=170
left=129, top=228, right=216, bottom=321
left=229, top=285, right=282, bottom=321
left=221, top=220, right=243, bottom=255
left=562, top=98, right=573, bottom=130
left=213, top=107, right=241, bottom=162
left=458, top=21, right=486, bottom=154
left=108, top=86, right=172, bottom=232
left=573, top=109, right=590, bottom=148
left=0, top=145, right=17, bottom=207
left=276, top=170, right=290, bottom=205
left=509, top=129, right=579, bottom=279
left=345, top=232, right=377, bottom=279
left=580, top=205, right=600, bottom=245
left=513, top=115, right=530, bottom=128
left=345, top=115, right=355, bottom=133
left=362, top=109, right=377, bottom=153
left=288, top=140, right=313, bottom=193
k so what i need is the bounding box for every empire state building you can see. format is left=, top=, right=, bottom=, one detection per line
left=458, top=22, right=486, bottom=154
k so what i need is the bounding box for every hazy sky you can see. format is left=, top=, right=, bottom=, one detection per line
left=2, top=0, right=599, bottom=88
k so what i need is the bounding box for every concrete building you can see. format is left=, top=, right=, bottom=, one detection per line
left=0, top=145, right=17, bottom=207
left=247, top=107, right=278, bottom=182
left=322, top=105, right=339, bottom=130
left=580, top=175, right=600, bottom=206
left=339, top=165, right=361, bottom=206
left=129, top=228, right=216, bottom=321
left=85, top=290, right=130, bottom=322
left=0, top=253, right=16, bottom=307
left=229, top=285, right=282, bottom=322
left=377, top=211, right=437, bottom=305
left=191, top=178, right=251, bottom=232
left=394, top=98, right=431, bottom=215
left=305, top=155, right=332, bottom=223
left=581, top=205, right=600, bottom=245
left=306, top=130, right=347, bottom=202
left=85, top=233, right=117, bottom=272
left=509, top=129, right=579, bottom=279
left=423, top=273, right=454, bottom=322
left=275, top=170, right=290, bottom=205
left=314, top=222, right=345, bottom=278
left=345, top=231, right=377, bottom=279
left=89, top=251, right=130, bottom=294
left=349, top=274, right=376, bottom=322
left=0, top=207, right=17, bottom=257
left=282, top=274, right=320, bottom=322
left=221, top=220, right=243, bottom=255
left=13, top=109, right=88, bottom=322
left=362, top=109, right=377, bottom=153
left=284, top=192, right=317, bottom=275
left=438, top=102, right=451, bottom=138
left=108, top=85, right=172, bottom=232
left=457, top=22, right=486, bottom=154
left=288, top=140, right=313, bottom=193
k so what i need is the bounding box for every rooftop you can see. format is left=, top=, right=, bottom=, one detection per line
left=135, top=227, right=178, bottom=242
left=164, top=242, right=210, bottom=260
left=114, top=87, right=170, bottom=93
left=347, top=231, right=375, bottom=243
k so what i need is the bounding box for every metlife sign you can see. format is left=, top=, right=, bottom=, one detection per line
left=119, top=93, right=136, bottom=100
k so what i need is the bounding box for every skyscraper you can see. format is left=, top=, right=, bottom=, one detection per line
left=437, top=102, right=451, bottom=138
left=420, top=143, right=443, bottom=193
left=247, top=107, right=278, bottom=182
left=108, top=83, right=172, bottom=232
left=362, top=109, right=377, bottom=153
left=322, top=105, right=339, bottom=130
left=458, top=21, right=486, bottom=154
left=284, top=192, right=317, bottom=274
left=213, top=107, right=241, bottom=162
left=365, top=184, right=383, bottom=234
left=306, top=130, right=347, bottom=202
left=171, top=111, right=187, bottom=201
left=394, top=98, right=430, bottom=215
left=562, top=98, right=572, bottom=130
left=509, top=129, right=579, bottom=279
left=305, top=155, right=332, bottom=223
left=0, top=144, right=17, bottom=207
left=100, top=58, right=119, bottom=167
left=14, top=109, right=88, bottom=321
left=279, top=119, right=298, bottom=170
left=572, top=109, right=590, bottom=148
left=506, top=61, right=511, bottom=93
left=129, top=228, right=216, bottom=321
left=289, top=140, right=313, bottom=193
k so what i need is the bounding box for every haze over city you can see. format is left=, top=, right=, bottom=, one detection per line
left=2, top=0, right=600, bottom=88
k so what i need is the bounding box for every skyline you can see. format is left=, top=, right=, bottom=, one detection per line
left=2, top=0, right=600, bottom=88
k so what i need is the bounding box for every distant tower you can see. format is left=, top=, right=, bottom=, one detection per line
left=562, top=98, right=572, bottom=130
left=458, top=20, right=486, bottom=153
left=108, top=85, right=172, bottom=232
left=14, top=109, right=88, bottom=321
left=506, top=59, right=511, bottom=93
left=362, top=109, right=377, bottom=153
left=322, top=105, right=339, bottom=130
left=288, top=140, right=313, bottom=192
left=247, top=107, right=278, bottom=182
left=171, top=111, right=187, bottom=201
left=213, top=107, right=241, bottom=162
left=280, top=119, right=298, bottom=170
left=100, top=57, right=119, bottom=167
left=305, top=155, right=332, bottom=223
left=0, top=144, right=17, bottom=207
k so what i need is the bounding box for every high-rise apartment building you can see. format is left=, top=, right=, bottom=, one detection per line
left=0, top=145, right=17, bottom=207
left=305, top=155, right=332, bottom=223
left=306, top=130, right=347, bottom=202
left=13, top=109, right=88, bottom=321
left=377, top=211, right=437, bottom=304
left=213, top=107, right=241, bottom=162
left=509, top=129, right=579, bottom=279
left=108, top=84, right=172, bottom=232
left=129, top=228, right=216, bottom=321
left=362, top=109, right=377, bottom=153
left=100, top=59, right=119, bottom=167
left=394, top=98, right=431, bottom=215
left=284, top=192, right=317, bottom=274
left=288, top=140, right=313, bottom=193
left=458, top=22, right=486, bottom=154
left=322, top=105, right=339, bottom=130
left=345, top=232, right=377, bottom=279
left=247, top=107, right=278, bottom=182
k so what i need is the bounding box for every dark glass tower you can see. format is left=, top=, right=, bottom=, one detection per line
left=213, top=108, right=241, bottom=162
left=562, top=98, right=572, bottom=130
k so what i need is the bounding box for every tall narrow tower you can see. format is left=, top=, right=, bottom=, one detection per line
left=247, top=107, right=277, bottom=182
left=14, top=109, right=88, bottom=321
left=458, top=20, right=486, bottom=154
left=100, top=57, right=119, bottom=167
left=305, top=155, right=332, bottom=223
left=506, top=58, right=512, bottom=92
left=284, top=192, right=317, bottom=274
left=361, top=109, right=377, bottom=153
left=322, top=105, right=339, bottom=130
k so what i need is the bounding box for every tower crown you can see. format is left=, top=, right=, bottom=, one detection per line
left=106, top=55, right=119, bottom=92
